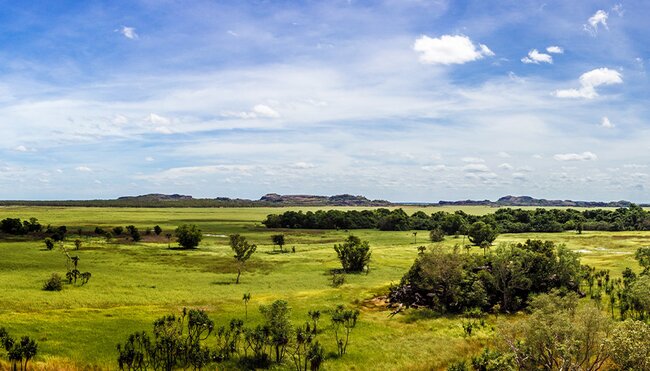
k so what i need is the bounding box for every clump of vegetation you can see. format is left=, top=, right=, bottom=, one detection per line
left=43, top=273, right=63, bottom=291
left=271, top=234, right=285, bottom=252
left=44, top=237, right=55, bottom=250
left=333, top=235, right=371, bottom=273
left=429, top=228, right=445, bottom=242
left=175, top=224, right=202, bottom=249
left=0, top=217, right=42, bottom=235
left=125, top=225, right=141, bottom=242
left=331, top=272, right=346, bottom=287
left=389, top=240, right=581, bottom=313
left=0, top=328, right=38, bottom=371
left=331, top=305, right=359, bottom=356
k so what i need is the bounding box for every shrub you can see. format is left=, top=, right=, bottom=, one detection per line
left=333, top=235, right=371, bottom=273
left=154, top=225, right=162, bottom=235
left=112, top=226, right=124, bottom=236
left=429, top=228, right=445, bottom=242
left=43, top=273, right=63, bottom=291
left=44, top=238, right=55, bottom=250
left=175, top=224, right=202, bottom=249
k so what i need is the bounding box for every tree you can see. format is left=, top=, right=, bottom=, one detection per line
left=175, top=224, right=202, bottom=249
left=74, top=239, right=82, bottom=250
left=229, top=234, right=257, bottom=284
left=112, top=226, right=124, bottom=236
left=467, top=221, right=498, bottom=246
left=44, top=237, right=55, bottom=251
left=635, top=247, right=650, bottom=275
left=260, top=300, right=293, bottom=363
left=271, top=234, right=285, bottom=252
left=331, top=305, right=359, bottom=356
left=429, top=228, right=445, bottom=242
left=43, top=273, right=63, bottom=291
left=609, top=320, right=650, bottom=370
left=333, top=235, right=371, bottom=273
left=154, top=225, right=163, bottom=236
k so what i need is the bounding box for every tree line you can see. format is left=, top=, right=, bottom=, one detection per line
left=263, top=204, right=650, bottom=233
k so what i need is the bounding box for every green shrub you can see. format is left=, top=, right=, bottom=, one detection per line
left=43, top=273, right=63, bottom=291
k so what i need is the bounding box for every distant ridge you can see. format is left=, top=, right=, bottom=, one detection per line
left=0, top=194, right=643, bottom=208
left=437, top=195, right=634, bottom=208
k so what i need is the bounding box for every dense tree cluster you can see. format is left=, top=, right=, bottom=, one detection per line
left=263, top=205, right=650, bottom=233
left=388, top=240, right=582, bottom=313
left=0, top=217, right=42, bottom=235
left=117, top=302, right=358, bottom=371
left=0, top=328, right=38, bottom=371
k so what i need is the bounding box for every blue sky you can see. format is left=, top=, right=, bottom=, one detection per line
left=1, top=0, right=649, bottom=202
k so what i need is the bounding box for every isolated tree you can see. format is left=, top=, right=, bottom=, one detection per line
left=154, top=225, right=163, bottom=236
left=229, top=234, right=257, bottom=284
left=271, top=234, right=285, bottom=252
left=175, top=224, right=202, bottom=249
left=44, top=237, right=55, bottom=251
left=333, top=235, right=371, bottom=273
left=74, top=239, right=82, bottom=250
left=468, top=221, right=498, bottom=246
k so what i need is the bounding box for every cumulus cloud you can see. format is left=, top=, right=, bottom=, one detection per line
left=463, top=163, right=491, bottom=173
left=119, top=26, right=139, bottom=40
left=584, top=10, right=608, bottom=35
left=14, top=145, right=28, bottom=152
left=145, top=156, right=155, bottom=162
left=75, top=166, right=92, bottom=172
left=461, top=157, right=485, bottom=163
left=413, top=34, right=494, bottom=65
left=546, top=46, right=564, bottom=54
left=146, top=113, right=171, bottom=126
left=222, top=104, right=280, bottom=119
left=291, top=161, right=315, bottom=169
left=521, top=49, right=553, bottom=64
left=554, top=68, right=622, bottom=99
left=498, top=163, right=513, bottom=170
left=600, top=116, right=614, bottom=128
left=553, top=152, right=597, bottom=161
left=497, top=151, right=510, bottom=158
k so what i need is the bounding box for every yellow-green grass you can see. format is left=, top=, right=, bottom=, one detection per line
left=0, top=207, right=645, bottom=370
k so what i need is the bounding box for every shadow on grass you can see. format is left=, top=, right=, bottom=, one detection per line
left=212, top=280, right=235, bottom=286
left=167, top=246, right=200, bottom=251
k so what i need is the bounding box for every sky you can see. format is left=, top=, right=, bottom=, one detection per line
left=0, top=0, right=649, bottom=202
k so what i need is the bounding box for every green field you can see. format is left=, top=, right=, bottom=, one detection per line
left=0, top=206, right=643, bottom=370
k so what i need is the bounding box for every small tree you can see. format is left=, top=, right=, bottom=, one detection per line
left=333, top=235, right=371, bottom=273
left=43, top=273, right=63, bottom=291
left=74, top=239, right=82, bottom=250
left=126, top=225, right=141, bottom=242
left=175, top=224, right=202, bottom=249
left=331, top=305, right=359, bottom=356
left=229, top=234, right=257, bottom=284
left=44, top=237, right=55, bottom=251
left=271, top=234, right=286, bottom=252
left=468, top=221, right=498, bottom=246
left=112, top=226, right=124, bottom=236
left=260, top=300, right=293, bottom=363
left=154, top=225, right=163, bottom=236
left=429, top=228, right=445, bottom=242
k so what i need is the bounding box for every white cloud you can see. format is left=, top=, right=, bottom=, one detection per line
left=554, top=68, right=623, bottom=99
left=546, top=46, right=564, bottom=54
left=75, top=166, right=92, bottom=172
left=252, top=104, right=280, bottom=118
left=120, top=26, right=139, bottom=40
left=553, top=152, right=598, bottom=161
left=145, top=156, right=155, bottom=162
left=624, top=164, right=647, bottom=169
left=461, top=157, right=485, bottom=163
left=154, top=126, right=173, bottom=134
left=532, top=154, right=543, bottom=159
left=521, top=49, right=553, bottom=64
left=600, top=116, right=614, bottom=128
left=584, top=10, right=608, bottom=35
left=612, top=4, right=624, bottom=16
left=413, top=34, right=494, bottom=65
left=497, top=151, right=510, bottom=158
left=422, top=165, right=448, bottom=172
left=498, top=163, right=513, bottom=170
left=14, top=145, right=28, bottom=152
left=463, top=163, right=491, bottom=173
left=146, top=113, right=171, bottom=126
left=291, top=161, right=315, bottom=169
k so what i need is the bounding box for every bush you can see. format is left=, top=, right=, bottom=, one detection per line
left=331, top=272, right=345, bottom=287
left=43, top=273, right=63, bottom=291
left=112, top=226, right=124, bottom=236
left=44, top=238, right=55, bottom=250
left=333, top=235, right=371, bottom=273
left=429, top=228, right=445, bottom=242
left=175, top=224, right=202, bottom=249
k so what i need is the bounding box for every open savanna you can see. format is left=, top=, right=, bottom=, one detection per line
left=0, top=206, right=644, bottom=370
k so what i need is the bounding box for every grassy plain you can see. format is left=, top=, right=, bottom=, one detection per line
left=0, top=206, right=643, bottom=370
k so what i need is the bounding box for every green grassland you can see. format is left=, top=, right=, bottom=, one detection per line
left=0, top=206, right=644, bottom=370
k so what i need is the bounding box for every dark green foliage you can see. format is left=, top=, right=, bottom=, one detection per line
left=272, top=234, right=285, bottom=252
left=467, top=222, right=498, bottom=246
left=51, top=225, right=67, bottom=241
left=389, top=240, right=582, bottom=314
left=126, top=225, right=141, bottom=242
left=333, top=235, right=371, bottom=273
left=264, top=204, right=650, bottom=233
left=43, top=273, right=63, bottom=291
left=635, top=247, right=650, bottom=275
left=429, top=228, right=445, bottom=242
left=44, top=237, right=55, bottom=250
left=174, top=224, right=202, bottom=249
left=0, top=329, right=38, bottom=371
left=94, top=226, right=106, bottom=235
left=113, top=226, right=124, bottom=236
left=331, top=272, right=346, bottom=287
left=74, top=238, right=82, bottom=250
left=154, top=225, right=162, bottom=235
left=229, top=234, right=257, bottom=284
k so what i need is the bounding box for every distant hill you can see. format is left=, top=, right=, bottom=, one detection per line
left=0, top=193, right=642, bottom=208
left=437, top=195, right=635, bottom=208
